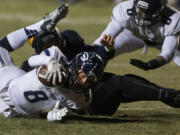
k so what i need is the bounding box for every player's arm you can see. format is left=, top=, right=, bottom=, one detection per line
left=94, top=34, right=115, bottom=62
left=47, top=100, right=68, bottom=121
left=34, top=101, right=68, bottom=121
left=20, top=55, right=51, bottom=72
left=21, top=45, right=65, bottom=70
left=130, top=36, right=178, bottom=70
left=33, top=56, right=67, bottom=86
left=93, top=21, right=123, bottom=46
left=28, top=54, right=52, bottom=68
left=84, top=35, right=115, bottom=64
left=93, top=5, right=124, bottom=46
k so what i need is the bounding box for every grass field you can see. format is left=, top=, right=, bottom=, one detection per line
left=1, top=0, right=180, bottom=135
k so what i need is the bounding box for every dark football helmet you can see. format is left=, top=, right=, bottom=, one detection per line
left=69, top=51, right=104, bottom=89
left=133, top=0, right=167, bottom=26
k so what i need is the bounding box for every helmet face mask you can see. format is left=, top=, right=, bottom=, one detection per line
left=133, top=0, right=167, bottom=26
left=75, top=70, right=95, bottom=89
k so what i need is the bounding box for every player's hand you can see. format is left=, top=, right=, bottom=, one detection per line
left=47, top=101, right=68, bottom=121
left=46, top=59, right=66, bottom=85
left=100, top=34, right=115, bottom=52
left=130, top=59, right=150, bottom=71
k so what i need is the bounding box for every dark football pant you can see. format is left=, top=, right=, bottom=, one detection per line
left=79, top=72, right=179, bottom=115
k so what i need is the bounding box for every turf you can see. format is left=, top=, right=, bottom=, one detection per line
left=0, top=0, right=180, bottom=135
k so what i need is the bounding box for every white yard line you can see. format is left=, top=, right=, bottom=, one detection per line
left=0, top=13, right=109, bottom=25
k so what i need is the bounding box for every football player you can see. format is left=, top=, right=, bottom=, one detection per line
left=94, top=0, right=180, bottom=71
left=21, top=28, right=180, bottom=116
left=12, top=1, right=180, bottom=117
left=33, top=29, right=180, bottom=116
left=0, top=4, right=105, bottom=121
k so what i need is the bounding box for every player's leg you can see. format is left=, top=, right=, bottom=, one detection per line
left=83, top=73, right=152, bottom=115
left=0, top=4, right=68, bottom=52
left=119, top=74, right=179, bottom=105
left=0, top=47, right=26, bottom=118
left=26, top=4, right=68, bottom=54
left=100, top=73, right=180, bottom=106
left=82, top=72, right=180, bottom=115
left=0, top=47, right=25, bottom=88
left=113, top=29, right=145, bottom=56
left=83, top=72, right=122, bottom=115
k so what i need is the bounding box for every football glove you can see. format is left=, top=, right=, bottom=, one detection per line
left=130, top=59, right=160, bottom=71
left=130, top=59, right=150, bottom=70
left=47, top=100, right=68, bottom=121
left=46, top=59, right=66, bottom=85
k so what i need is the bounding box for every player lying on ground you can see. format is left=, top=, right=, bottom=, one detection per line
left=0, top=4, right=106, bottom=121
left=94, top=0, right=180, bottom=71
left=16, top=17, right=180, bottom=118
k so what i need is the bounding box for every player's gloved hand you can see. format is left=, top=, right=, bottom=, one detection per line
left=46, top=59, right=66, bottom=85
left=130, top=59, right=150, bottom=71
left=101, top=34, right=115, bottom=52
left=47, top=100, right=68, bottom=121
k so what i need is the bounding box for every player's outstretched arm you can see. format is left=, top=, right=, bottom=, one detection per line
left=130, top=35, right=178, bottom=71
left=130, top=56, right=167, bottom=71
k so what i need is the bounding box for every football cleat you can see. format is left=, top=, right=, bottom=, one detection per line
left=41, top=4, right=69, bottom=32
left=174, top=91, right=180, bottom=107
left=162, top=91, right=180, bottom=108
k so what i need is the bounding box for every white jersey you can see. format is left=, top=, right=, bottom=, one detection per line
left=0, top=46, right=63, bottom=116
left=8, top=69, right=61, bottom=115
left=0, top=46, right=91, bottom=117
left=8, top=67, right=91, bottom=116
left=94, top=0, right=180, bottom=63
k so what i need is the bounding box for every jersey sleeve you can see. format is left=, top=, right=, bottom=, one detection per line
left=45, top=46, right=67, bottom=63
left=159, top=35, right=178, bottom=62
left=28, top=46, right=67, bottom=67
left=93, top=1, right=132, bottom=46
left=164, top=13, right=180, bottom=36
left=28, top=55, right=52, bottom=67
left=84, top=44, right=115, bottom=63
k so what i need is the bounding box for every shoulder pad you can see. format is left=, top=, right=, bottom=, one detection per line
left=161, top=7, right=176, bottom=25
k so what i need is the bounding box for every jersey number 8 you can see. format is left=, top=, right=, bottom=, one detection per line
left=24, top=91, right=48, bottom=103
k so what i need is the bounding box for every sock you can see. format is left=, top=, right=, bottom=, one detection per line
left=6, top=20, right=44, bottom=50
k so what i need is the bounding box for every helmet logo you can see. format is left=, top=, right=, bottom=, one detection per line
left=137, top=1, right=149, bottom=9
left=80, top=52, right=89, bottom=61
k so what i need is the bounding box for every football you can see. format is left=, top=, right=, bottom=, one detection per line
left=37, top=65, right=53, bottom=87
left=37, top=65, right=67, bottom=87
